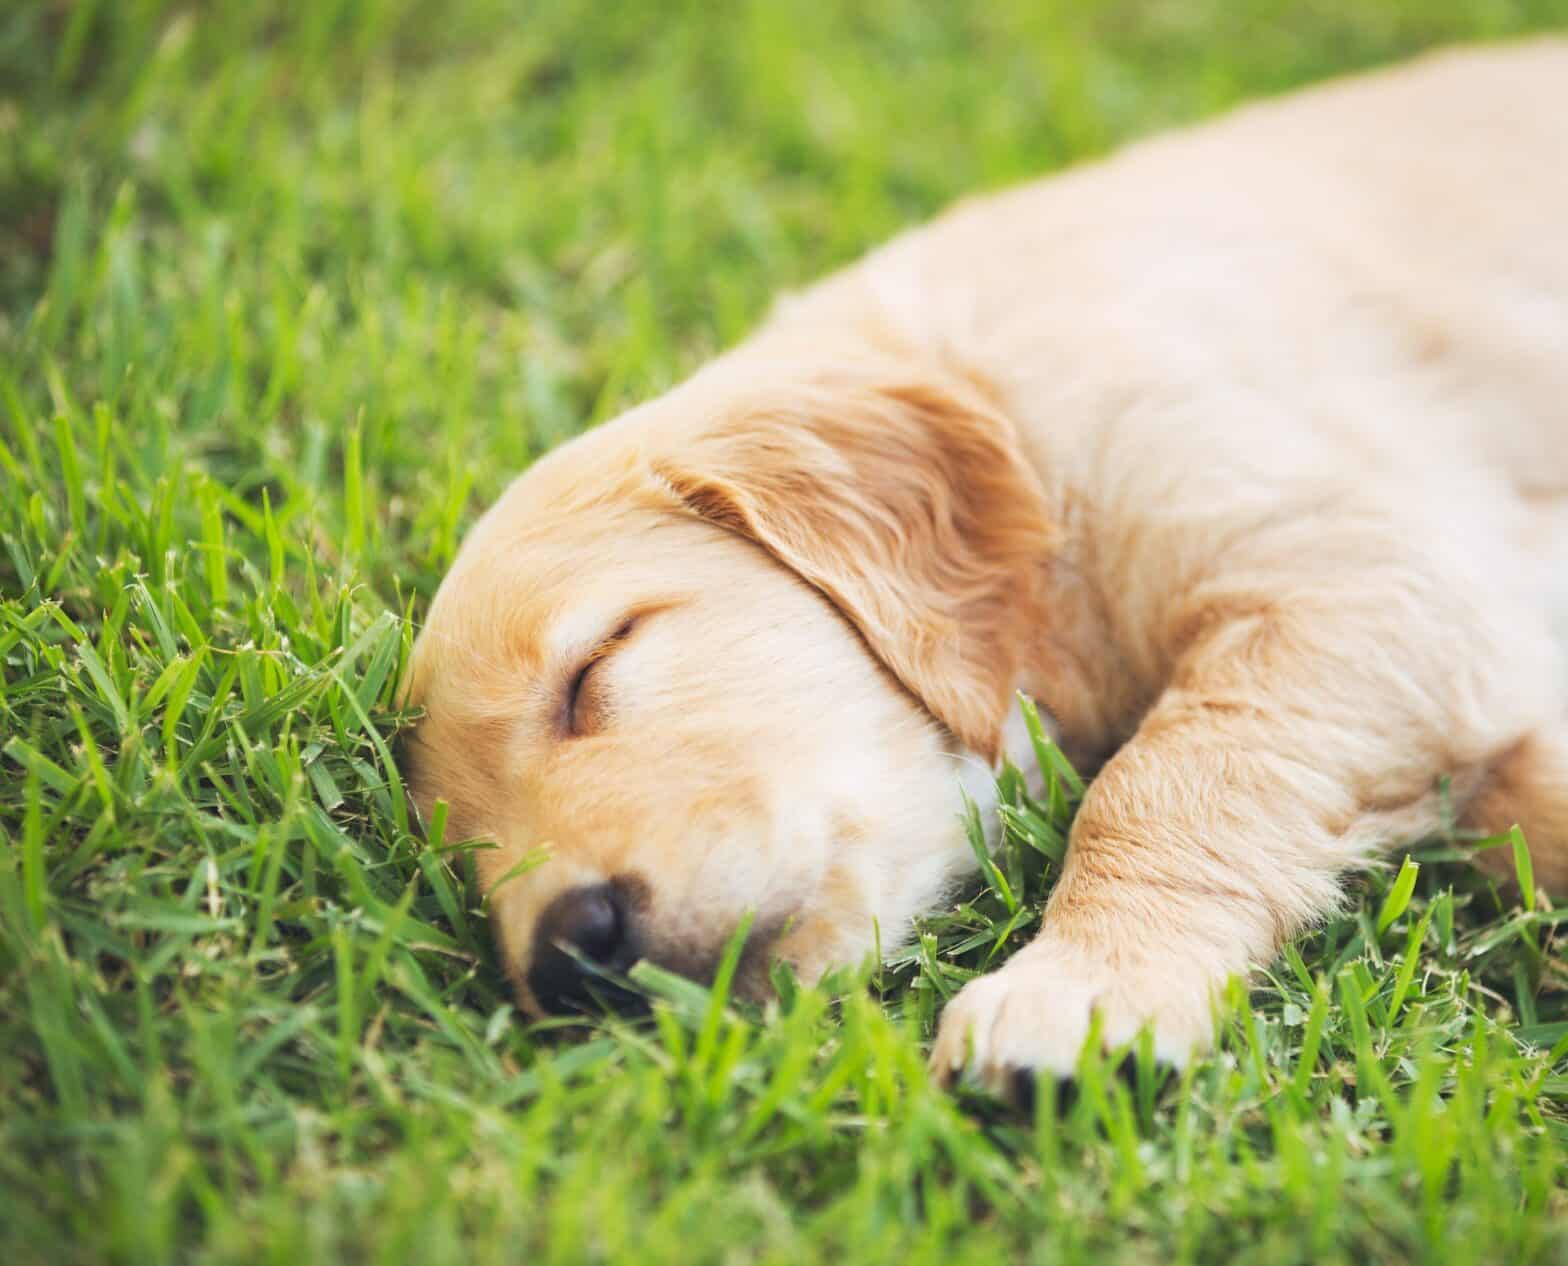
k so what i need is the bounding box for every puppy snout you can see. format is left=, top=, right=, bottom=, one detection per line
left=528, top=883, right=640, bottom=1013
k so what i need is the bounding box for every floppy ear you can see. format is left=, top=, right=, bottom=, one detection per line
left=653, top=364, right=1057, bottom=762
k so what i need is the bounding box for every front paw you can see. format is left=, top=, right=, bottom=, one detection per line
left=928, top=937, right=1217, bottom=1099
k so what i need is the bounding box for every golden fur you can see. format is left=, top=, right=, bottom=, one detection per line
left=403, top=41, right=1568, bottom=1092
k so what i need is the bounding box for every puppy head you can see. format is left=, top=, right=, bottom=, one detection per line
left=402, top=352, right=1056, bottom=1013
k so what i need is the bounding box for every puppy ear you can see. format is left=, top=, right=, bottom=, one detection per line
left=653, top=363, right=1056, bottom=762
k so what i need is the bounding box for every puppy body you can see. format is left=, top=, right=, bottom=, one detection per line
left=406, top=42, right=1568, bottom=1089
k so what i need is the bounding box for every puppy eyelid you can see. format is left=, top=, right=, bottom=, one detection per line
left=563, top=616, right=640, bottom=736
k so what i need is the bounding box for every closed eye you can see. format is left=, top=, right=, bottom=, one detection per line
left=563, top=616, right=639, bottom=736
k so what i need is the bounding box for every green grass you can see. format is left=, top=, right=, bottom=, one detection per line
left=3, top=3, right=1567, bottom=1263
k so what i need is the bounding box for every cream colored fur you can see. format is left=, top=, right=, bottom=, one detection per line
left=404, top=41, right=1568, bottom=1094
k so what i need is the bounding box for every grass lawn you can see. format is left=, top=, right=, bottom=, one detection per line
left=3, top=2, right=1568, bottom=1263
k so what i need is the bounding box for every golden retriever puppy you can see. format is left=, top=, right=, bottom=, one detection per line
left=402, top=41, right=1568, bottom=1094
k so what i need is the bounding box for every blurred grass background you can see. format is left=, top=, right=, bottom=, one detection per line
left=2, top=3, right=1567, bottom=1264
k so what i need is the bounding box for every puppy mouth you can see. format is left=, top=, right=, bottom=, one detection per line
left=523, top=880, right=790, bottom=1019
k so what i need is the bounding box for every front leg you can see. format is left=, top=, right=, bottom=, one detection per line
left=932, top=718, right=1326, bottom=1090
left=932, top=572, right=1559, bottom=1093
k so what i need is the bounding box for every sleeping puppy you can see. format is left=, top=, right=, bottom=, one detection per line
left=401, top=41, right=1568, bottom=1094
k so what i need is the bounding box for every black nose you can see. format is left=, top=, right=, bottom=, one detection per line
left=527, top=883, right=640, bottom=1013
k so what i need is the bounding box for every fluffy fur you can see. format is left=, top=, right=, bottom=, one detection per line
left=403, top=41, right=1568, bottom=1093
